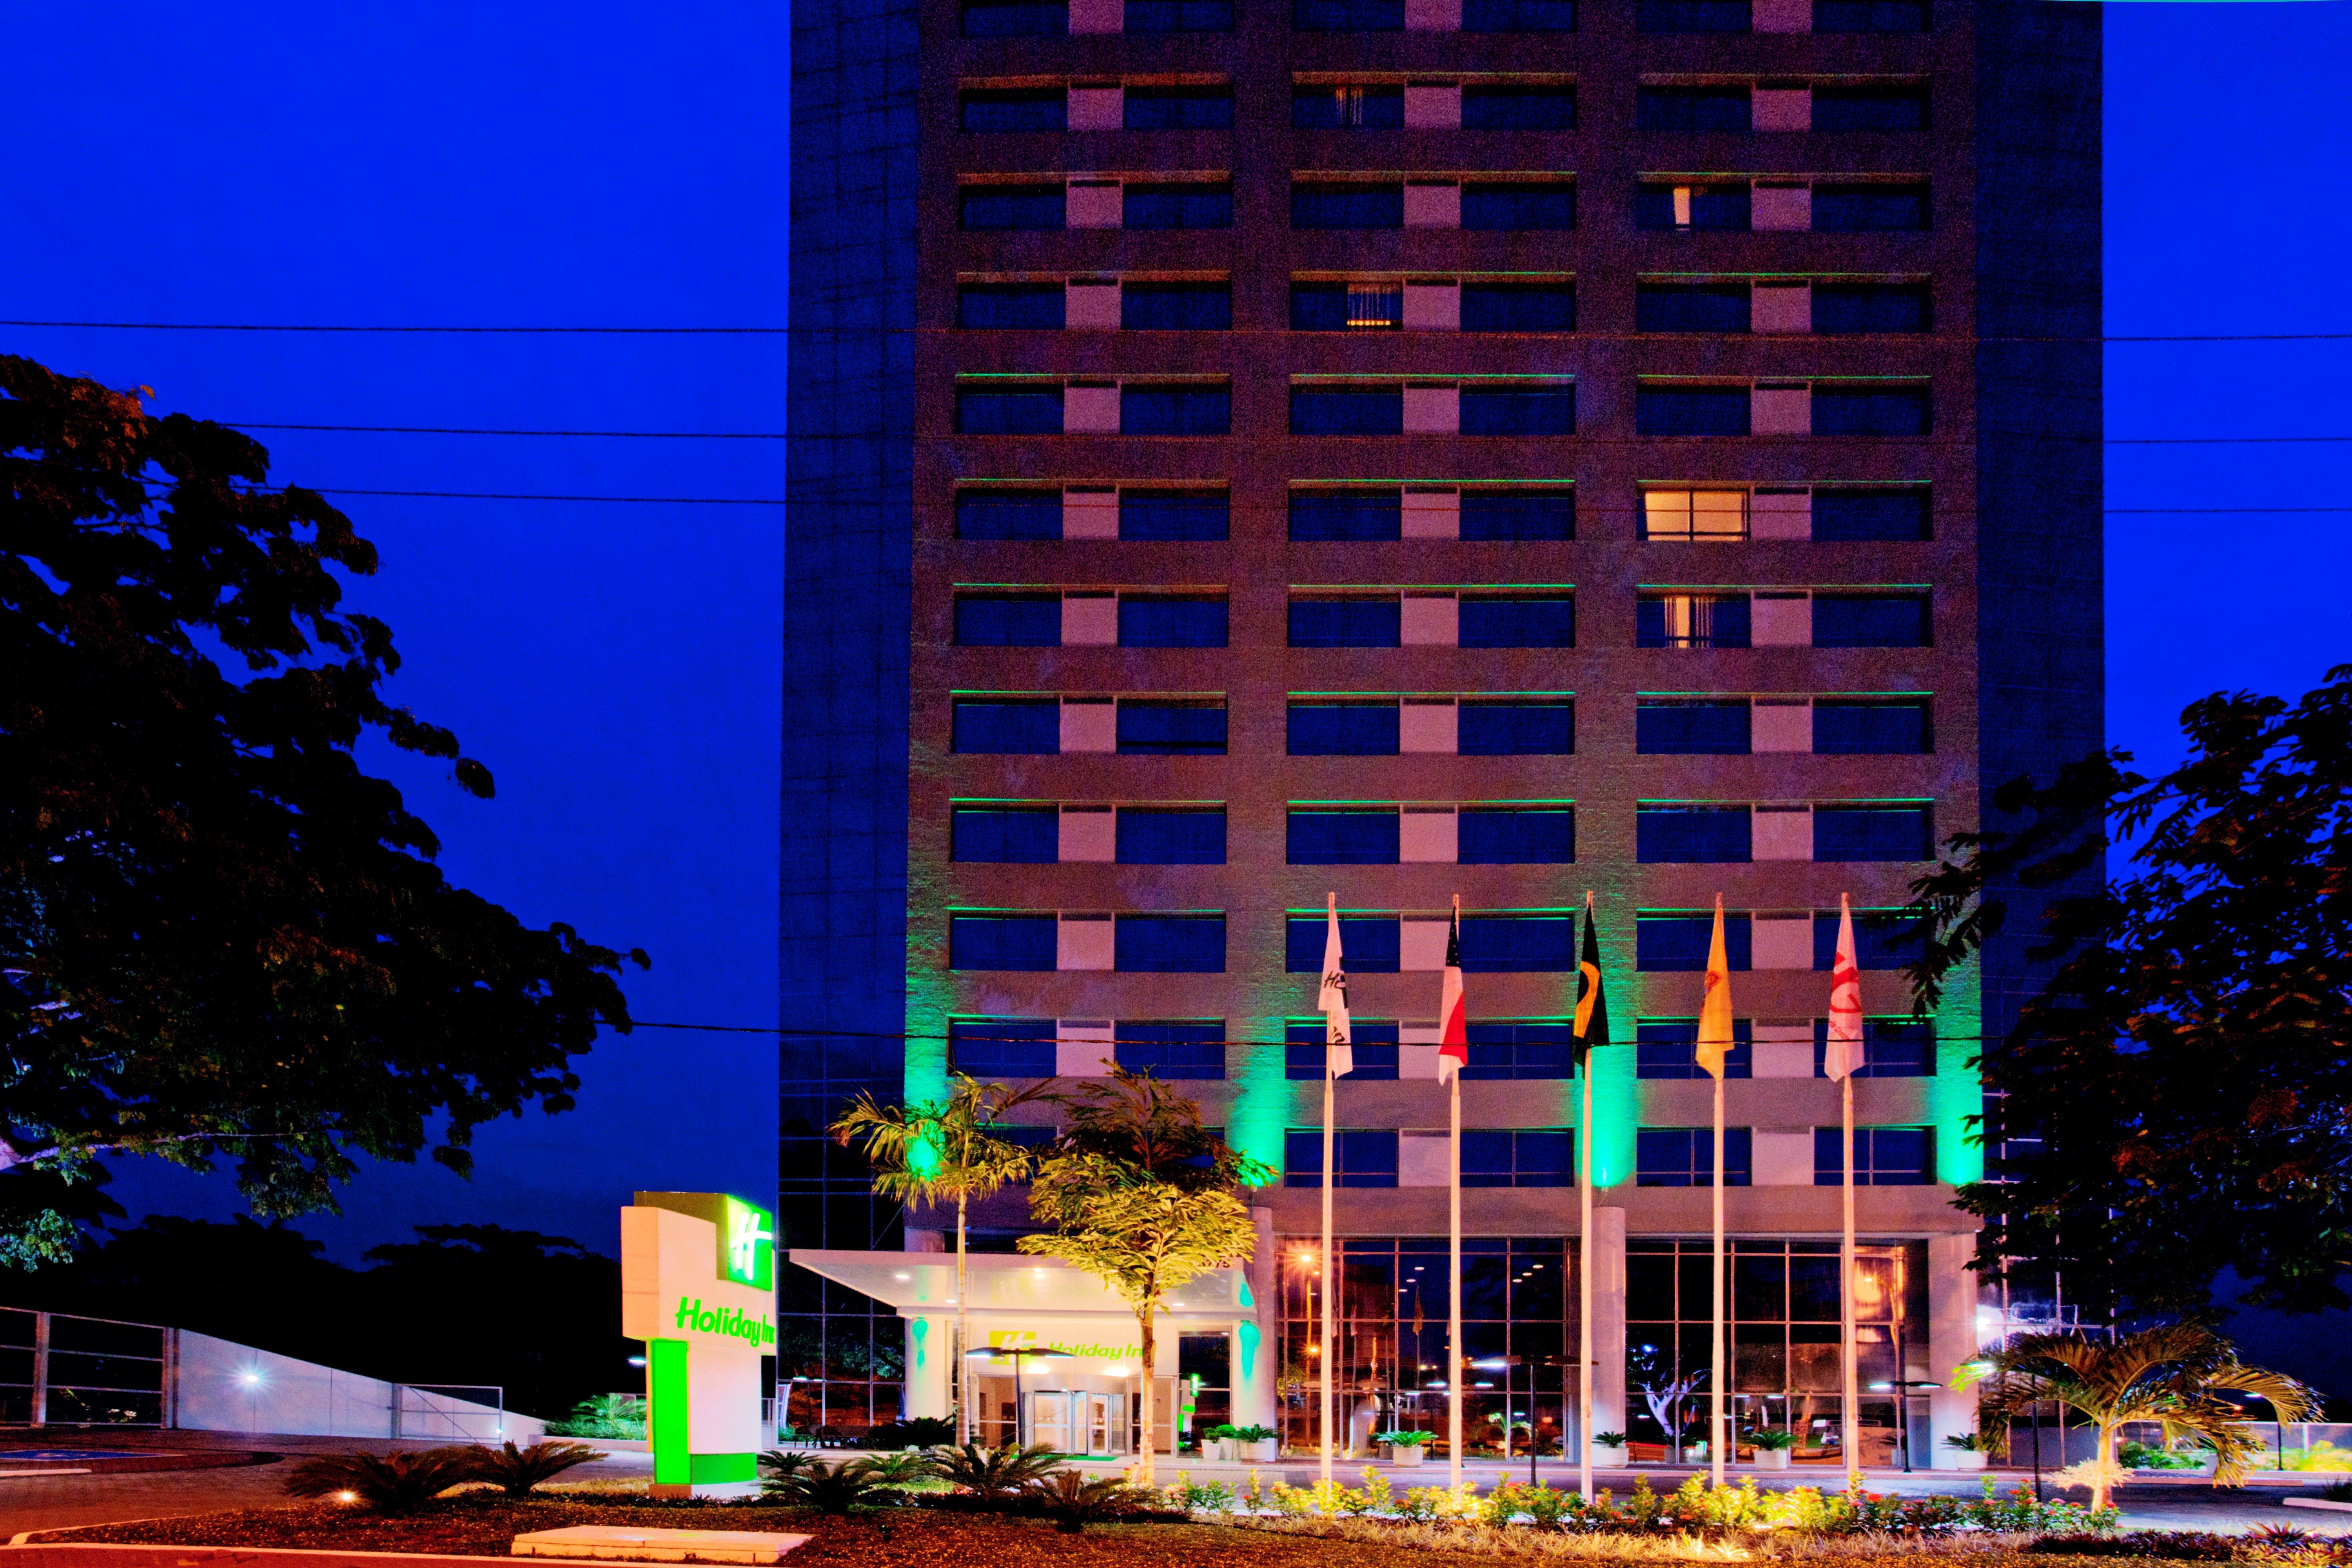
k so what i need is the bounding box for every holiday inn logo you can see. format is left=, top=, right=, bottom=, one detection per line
left=675, top=1296, right=777, bottom=1349
left=721, top=1196, right=775, bottom=1290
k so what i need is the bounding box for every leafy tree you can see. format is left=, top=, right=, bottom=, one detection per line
left=1019, top=1069, right=1269, bottom=1483
left=1904, top=664, right=2352, bottom=1315
left=0, top=355, right=645, bottom=1263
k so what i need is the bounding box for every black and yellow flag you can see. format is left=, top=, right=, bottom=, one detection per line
left=1573, top=904, right=1611, bottom=1068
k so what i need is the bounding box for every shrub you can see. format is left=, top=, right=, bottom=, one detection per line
left=2322, top=1480, right=2352, bottom=1502
left=285, top=1448, right=476, bottom=1515
left=2029, top=1530, right=2238, bottom=1559
left=1373, top=1429, right=1432, bottom=1449
left=1592, top=1431, right=1626, bottom=1447
left=461, top=1441, right=603, bottom=1497
left=1026, top=1468, right=1152, bottom=1533
left=926, top=1441, right=1064, bottom=1499
left=764, top=1457, right=900, bottom=1514
left=543, top=1393, right=647, bottom=1440
left=1749, top=1428, right=1797, bottom=1451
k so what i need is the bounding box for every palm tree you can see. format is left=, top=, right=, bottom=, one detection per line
left=1959, top=1323, right=2316, bottom=1511
left=833, top=1071, right=1054, bottom=1444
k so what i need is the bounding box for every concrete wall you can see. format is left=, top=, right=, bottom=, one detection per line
left=174, top=1330, right=543, bottom=1443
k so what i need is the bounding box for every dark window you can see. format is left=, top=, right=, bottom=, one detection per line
left=1459, top=916, right=1575, bottom=973
left=1291, top=489, right=1402, bottom=541
left=958, top=282, right=1065, bottom=329
left=962, top=0, right=1067, bottom=33
left=1636, top=594, right=1752, bottom=648
left=1636, top=385, right=1749, bottom=436
left=1286, top=915, right=1401, bottom=973
left=1122, top=385, right=1231, bottom=434
left=1121, top=489, right=1230, bottom=540
left=1462, top=1128, right=1575, bottom=1186
left=1115, top=1019, right=1226, bottom=1077
left=1117, top=808, right=1227, bottom=865
left=1812, top=488, right=1929, bottom=541
left=1811, top=84, right=1929, bottom=133
left=949, top=913, right=1058, bottom=971
left=952, top=699, right=1059, bottom=755
left=1811, top=1019, right=1935, bottom=1078
left=1291, top=388, right=1404, bottom=436
left=1460, top=387, right=1575, bottom=436
left=1285, top=1021, right=1401, bottom=1080
left=956, top=388, right=1063, bottom=434
left=955, top=593, right=1061, bottom=646
left=1292, top=183, right=1405, bottom=229
left=1462, top=1022, right=1577, bottom=1082
left=1637, top=806, right=1751, bottom=864
left=1459, top=809, right=1575, bottom=866
left=1815, top=1126, right=1932, bottom=1185
left=961, top=88, right=1067, bottom=132
left=1124, top=86, right=1234, bottom=129
left=1289, top=599, right=1401, bottom=648
left=950, top=1018, right=1057, bottom=1077
left=1813, top=385, right=1930, bottom=436
left=1813, top=0, right=1927, bottom=29
left=1288, top=702, right=1400, bottom=756
left=1126, top=0, right=1234, bottom=29
left=1814, top=805, right=1931, bottom=862
left=1290, top=282, right=1406, bottom=331
left=1117, top=701, right=1227, bottom=755
left=1458, top=700, right=1574, bottom=755
left=1291, top=85, right=1404, bottom=128
left=1637, top=913, right=1752, bottom=972
left=1811, top=183, right=1929, bottom=232
left=1637, top=0, right=1748, bottom=27
left=1460, top=489, right=1573, bottom=540
left=959, top=184, right=1065, bottom=230
left=1285, top=1128, right=1400, bottom=1187
left=1461, top=283, right=1575, bottom=332
left=1813, top=699, right=1931, bottom=754
left=1638, top=1127, right=1753, bottom=1186
left=1293, top=0, right=1405, bottom=27
left=1636, top=85, right=1750, bottom=132
left=1463, top=0, right=1575, bottom=27
left=1119, top=595, right=1228, bottom=648
left=1811, top=910, right=1921, bottom=971
left=1813, top=593, right=1930, bottom=648
left=1459, top=595, right=1575, bottom=648
left=1116, top=914, right=1225, bottom=973
left=1634, top=183, right=1749, bottom=231
left=1122, top=282, right=1232, bottom=330
left=951, top=806, right=1059, bottom=863
left=1123, top=183, right=1234, bottom=229
left=1461, top=183, right=1577, bottom=230
left=1637, top=283, right=1751, bottom=334
left=1463, top=85, right=1577, bottom=130
left=1288, top=809, right=1401, bottom=866
left=1637, top=1018, right=1753, bottom=1079
left=1637, top=700, right=1750, bottom=755
left=957, top=490, right=1061, bottom=540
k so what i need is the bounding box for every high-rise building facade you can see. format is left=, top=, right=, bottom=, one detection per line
left=784, top=0, right=2100, bottom=1456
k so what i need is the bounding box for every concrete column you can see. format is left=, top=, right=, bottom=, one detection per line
left=1926, top=1234, right=1980, bottom=1466
left=1232, top=1206, right=1278, bottom=1429
left=1589, top=1208, right=1627, bottom=1442
left=904, top=1314, right=953, bottom=1421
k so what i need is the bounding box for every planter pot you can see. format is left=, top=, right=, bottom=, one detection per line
left=1203, top=1439, right=1233, bottom=1463
left=1383, top=1444, right=1428, bottom=1467
left=1753, top=1448, right=1792, bottom=1471
left=1593, top=1444, right=1627, bottom=1466
left=1245, top=1438, right=1281, bottom=1463
left=1949, top=1450, right=1989, bottom=1472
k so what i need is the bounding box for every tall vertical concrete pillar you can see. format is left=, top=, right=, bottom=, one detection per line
left=1926, top=1234, right=1981, bottom=1466
left=903, top=1314, right=952, bottom=1421
left=1590, top=1207, right=1627, bottom=1443
left=1232, top=1206, right=1278, bottom=1430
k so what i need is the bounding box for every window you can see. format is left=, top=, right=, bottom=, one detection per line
left=1125, top=86, right=1234, bottom=129
left=1638, top=1127, right=1753, bottom=1186
left=1461, top=283, right=1575, bottom=333
left=1286, top=915, right=1401, bottom=973
left=1292, top=183, right=1404, bottom=229
left=1122, top=282, right=1232, bottom=330
left=1122, top=489, right=1230, bottom=540
left=1813, top=0, right=1927, bottom=29
left=1814, top=1126, right=1932, bottom=1185
left=1811, top=1018, right=1934, bottom=1078
left=1637, top=700, right=1750, bottom=755
left=956, top=387, right=1063, bottom=434
left=1122, top=385, right=1231, bottom=434
left=961, top=88, right=1067, bottom=132
left=1459, top=595, right=1575, bottom=648
left=1460, top=488, right=1574, bottom=539
left=957, top=490, right=1062, bottom=540
left=1635, top=385, right=1748, bottom=436
left=1810, top=910, right=1920, bottom=971
left=1459, top=916, right=1575, bottom=973
left=1292, top=85, right=1404, bottom=128
left=1290, top=597, right=1401, bottom=648
left=960, top=184, right=1065, bottom=230
left=1812, top=488, right=1929, bottom=541
left=1638, top=0, right=1748, bottom=27
left=1459, top=809, right=1575, bottom=865
left=1637, top=283, right=1750, bottom=334
left=1637, top=594, right=1752, bottom=648
left=1641, top=490, right=1748, bottom=540
left=1813, top=386, right=1929, bottom=437
left=1123, top=183, right=1234, bottom=229
left=953, top=699, right=1059, bottom=755
left=1290, top=282, right=1403, bottom=331
left=1117, top=700, right=1227, bottom=754
left=1285, top=1128, right=1400, bottom=1187
left=949, top=913, right=1058, bottom=971
left=1463, top=86, right=1577, bottom=130
left=1118, top=595, right=1227, bottom=648
left=1117, top=808, right=1227, bottom=864
left=962, top=0, right=1067, bottom=34
left=1286, top=1020, right=1401, bottom=1080
left=958, top=282, right=1065, bottom=329
left=1812, top=593, right=1930, bottom=648
left=1460, top=387, right=1575, bottom=436
left=1637, top=1018, right=1753, bottom=1079
left=1461, top=183, right=1577, bottom=230
left=1638, top=912, right=1752, bottom=972
left=1289, top=702, right=1400, bottom=756
left=1636, top=86, right=1749, bottom=132
left=1633, top=183, right=1748, bottom=231
left=950, top=1018, right=1057, bottom=1078
left=1462, top=1129, right=1575, bottom=1186
left=1811, top=183, right=1929, bottom=232
left=955, top=592, right=1061, bottom=646
left=952, top=806, right=1059, bottom=862
left=1293, top=0, right=1405, bottom=27
left=1127, top=0, right=1235, bottom=29
left=1813, top=804, right=1931, bottom=862
left=1463, top=0, right=1576, bottom=28
left=1291, top=489, right=1402, bottom=541
left=1288, top=809, right=1401, bottom=866
left=1116, top=1020, right=1226, bottom=1077
left=1811, top=85, right=1929, bottom=133
left=1116, top=914, right=1225, bottom=973
left=1813, top=698, right=1931, bottom=754
left=1637, top=805, right=1751, bottom=864
left=1459, top=700, right=1574, bottom=755
left=1291, top=387, right=1403, bottom=436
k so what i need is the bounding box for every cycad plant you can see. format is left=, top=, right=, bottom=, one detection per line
left=762, top=1457, right=898, bottom=1514
left=1025, top=1467, right=1150, bottom=1533
left=1960, top=1324, right=2316, bottom=1510
left=926, top=1441, right=1064, bottom=1500
left=284, top=1448, right=475, bottom=1514
left=462, top=1440, right=604, bottom=1497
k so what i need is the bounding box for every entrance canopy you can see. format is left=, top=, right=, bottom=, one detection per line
left=786, top=1249, right=1250, bottom=1325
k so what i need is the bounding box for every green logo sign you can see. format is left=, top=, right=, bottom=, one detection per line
left=721, top=1196, right=774, bottom=1289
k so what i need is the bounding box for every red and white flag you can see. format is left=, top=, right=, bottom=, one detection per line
left=1319, top=892, right=1354, bottom=1078
left=1824, top=894, right=1864, bottom=1081
left=1437, top=901, right=1468, bottom=1084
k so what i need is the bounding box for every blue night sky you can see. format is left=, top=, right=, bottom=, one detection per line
left=6, top=1, right=2351, bottom=1359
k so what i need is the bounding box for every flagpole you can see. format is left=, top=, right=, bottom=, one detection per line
left=1829, top=893, right=1864, bottom=1485
left=1321, top=1051, right=1336, bottom=1485
left=1449, top=893, right=1464, bottom=1496
left=1579, top=890, right=1595, bottom=1503
left=1317, top=890, right=1348, bottom=1486
left=1711, top=1064, right=1726, bottom=1489
left=1841, top=1068, right=1858, bottom=1480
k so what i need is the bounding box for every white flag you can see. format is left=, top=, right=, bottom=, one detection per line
left=1320, top=893, right=1353, bottom=1077
left=1825, top=893, right=1864, bottom=1082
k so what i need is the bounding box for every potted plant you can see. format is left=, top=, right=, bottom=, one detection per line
left=1376, top=1430, right=1431, bottom=1467
left=1748, top=1428, right=1796, bottom=1471
left=1592, top=1431, right=1628, bottom=1465
left=1230, top=1423, right=1281, bottom=1462
left=1200, top=1423, right=1238, bottom=1462
left=1944, top=1432, right=1991, bottom=1471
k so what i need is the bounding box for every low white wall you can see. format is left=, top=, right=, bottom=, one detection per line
left=174, top=1330, right=544, bottom=1443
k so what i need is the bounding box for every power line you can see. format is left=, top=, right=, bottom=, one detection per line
left=627, top=1018, right=2052, bottom=1047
